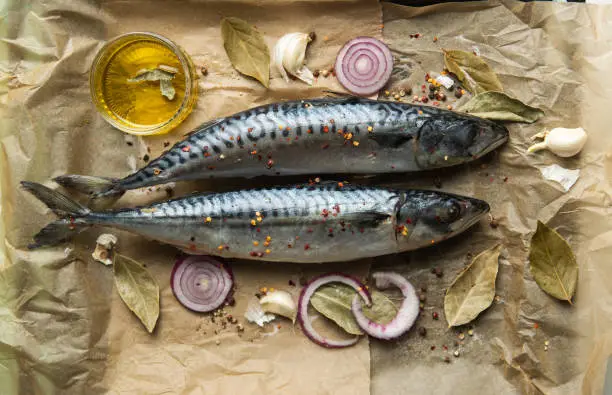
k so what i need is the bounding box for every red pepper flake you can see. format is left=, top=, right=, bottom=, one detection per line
left=321, top=209, right=330, bottom=218
left=286, top=138, right=291, bottom=142
left=328, top=228, right=334, bottom=233
left=533, top=323, right=539, bottom=329
left=258, top=155, right=263, bottom=161
left=433, top=101, right=439, bottom=106
left=153, top=168, right=162, bottom=175
left=323, top=126, right=329, bottom=133
left=250, top=150, right=257, bottom=155
left=248, top=128, right=253, bottom=133
left=337, top=183, right=344, bottom=188
left=405, top=218, right=412, bottom=224
left=189, top=244, right=197, bottom=251
left=286, top=127, right=291, bottom=131
left=490, top=177, right=494, bottom=183
left=307, top=129, right=313, bottom=134
left=433, top=36, right=438, bottom=42
left=249, top=251, right=264, bottom=257
left=230, top=136, right=234, bottom=140
left=304, top=244, right=310, bottom=250
left=266, top=159, right=274, bottom=169
left=307, top=228, right=314, bottom=233
left=329, top=119, right=335, bottom=124
left=236, top=136, right=241, bottom=141
left=204, top=152, right=211, bottom=157
left=287, top=244, right=293, bottom=248
left=442, top=344, right=448, bottom=351
left=321, top=143, right=329, bottom=149
left=359, top=227, right=365, bottom=233
left=333, top=203, right=341, bottom=213
left=256, top=228, right=261, bottom=232
left=424, top=73, right=430, bottom=82
left=432, top=312, right=439, bottom=320
left=182, top=146, right=191, bottom=152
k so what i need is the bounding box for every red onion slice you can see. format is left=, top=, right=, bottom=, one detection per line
left=298, top=273, right=372, bottom=348
left=171, top=256, right=233, bottom=313
left=351, top=272, right=419, bottom=340
left=335, top=36, right=393, bottom=96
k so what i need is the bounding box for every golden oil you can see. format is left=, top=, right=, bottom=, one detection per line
left=91, top=32, right=198, bottom=136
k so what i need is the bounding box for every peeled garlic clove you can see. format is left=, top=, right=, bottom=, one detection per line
left=260, top=290, right=297, bottom=323
left=92, top=233, right=117, bottom=266
left=273, top=33, right=314, bottom=85
left=527, top=127, right=587, bottom=158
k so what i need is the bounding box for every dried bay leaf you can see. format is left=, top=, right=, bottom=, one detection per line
left=444, top=244, right=502, bottom=327
left=458, top=91, right=544, bottom=123
left=113, top=254, right=160, bottom=333
left=127, top=68, right=176, bottom=100
left=443, top=49, right=503, bottom=94
left=221, top=17, right=270, bottom=87
left=529, top=221, right=578, bottom=304
left=311, top=283, right=398, bottom=335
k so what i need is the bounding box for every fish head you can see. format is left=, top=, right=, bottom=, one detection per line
left=415, top=115, right=509, bottom=168
left=395, top=191, right=490, bottom=249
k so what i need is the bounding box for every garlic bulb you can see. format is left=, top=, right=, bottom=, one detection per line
left=527, top=127, right=587, bottom=158
left=259, top=290, right=297, bottom=322
left=273, top=33, right=314, bottom=85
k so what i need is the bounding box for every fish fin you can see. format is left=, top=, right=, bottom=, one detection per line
left=27, top=220, right=88, bottom=249
left=184, top=118, right=224, bottom=137
left=21, top=181, right=91, bottom=248
left=341, top=211, right=392, bottom=226
left=368, top=133, right=414, bottom=148
left=21, top=181, right=90, bottom=217
left=53, top=175, right=124, bottom=201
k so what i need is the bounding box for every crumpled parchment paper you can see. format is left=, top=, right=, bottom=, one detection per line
left=0, top=1, right=380, bottom=394
left=1, top=0, right=612, bottom=394
left=371, top=1, right=612, bottom=395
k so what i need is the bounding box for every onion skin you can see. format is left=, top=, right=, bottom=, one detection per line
left=351, top=272, right=419, bottom=340
left=334, top=36, right=393, bottom=97
left=298, top=273, right=371, bottom=348
left=170, top=256, right=233, bottom=313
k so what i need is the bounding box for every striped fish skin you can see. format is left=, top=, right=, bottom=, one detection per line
left=55, top=98, right=508, bottom=198
left=72, top=184, right=489, bottom=263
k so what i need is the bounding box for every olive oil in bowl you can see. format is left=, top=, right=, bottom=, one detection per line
left=91, top=32, right=198, bottom=136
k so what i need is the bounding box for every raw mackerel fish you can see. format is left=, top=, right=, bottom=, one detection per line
left=22, top=181, right=489, bottom=263
left=55, top=97, right=508, bottom=200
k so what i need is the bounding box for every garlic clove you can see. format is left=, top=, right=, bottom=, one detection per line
left=245, top=297, right=276, bottom=327
left=259, top=290, right=297, bottom=323
left=92, top=233, right=117, bottom=266
left=527, top=127, right=587, bottom=158
left=273, top=33, right=314, bottom=85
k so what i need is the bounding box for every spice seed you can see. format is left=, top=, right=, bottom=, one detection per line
left=453, top=350, right=460, bottom=357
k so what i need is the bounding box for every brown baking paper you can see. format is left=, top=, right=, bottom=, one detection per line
left=2, top=0, right=612, bottom=394
left=0, top=1, right=381, bottom=394
left=370, top=1, right=612, bottom=395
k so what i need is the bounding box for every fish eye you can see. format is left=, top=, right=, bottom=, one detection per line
left=437, top=200, right=461, bottom=223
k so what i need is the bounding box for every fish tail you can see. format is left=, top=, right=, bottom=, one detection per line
left=21, top=181, right=92, bottom=248
left=53, top=175, right=125, bottom=202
